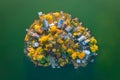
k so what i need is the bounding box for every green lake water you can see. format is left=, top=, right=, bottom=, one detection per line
left=0, top=0, right=120, bottom=80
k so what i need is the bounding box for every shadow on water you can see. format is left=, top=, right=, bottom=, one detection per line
left=24, top=55, right=97, bottom=80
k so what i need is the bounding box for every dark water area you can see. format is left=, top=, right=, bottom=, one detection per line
left=0, top=0, right=120, bottom=80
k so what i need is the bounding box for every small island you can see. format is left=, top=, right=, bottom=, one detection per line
left=24, top=11, right=98, bottom=69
